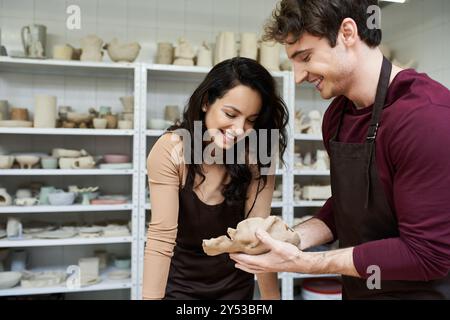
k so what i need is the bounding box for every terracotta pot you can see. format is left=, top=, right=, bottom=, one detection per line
left=10, top=108, right=29, bottom=121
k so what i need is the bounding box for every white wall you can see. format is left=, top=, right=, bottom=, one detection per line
left=382, top=0, right=450, bottom=88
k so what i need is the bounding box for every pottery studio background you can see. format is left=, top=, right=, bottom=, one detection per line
left=0, top=0, right=449, bottom=300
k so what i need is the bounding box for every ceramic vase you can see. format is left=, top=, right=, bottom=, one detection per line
left=156, top=42, right=174, bottom=64
left=214, top=32, right=236, bottom=65
left=260, top=41, right=280, bottom=71
left=34, top=94, right=57, bottom=128
left=240, top=33, right=258, bottom=60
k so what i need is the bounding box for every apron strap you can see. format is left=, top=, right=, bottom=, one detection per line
left=365, top=56, right=392, bottom=208
left=366, top=56, right=392, bottom=141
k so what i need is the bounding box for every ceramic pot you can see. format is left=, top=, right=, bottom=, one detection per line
left=10, top=108, right=29, bottom=121
left=121, top=112, right=134, bottom=121
left=53, top=44, right=73, bottom=60
left=58, top=157, right=77, bottom=169
left=259, top=41, right=280, bottom=71
left=0, top=188, right=12, bottom=206
left=156, top=42, right=173, bottom=64
left=214, top=32, right=236, bottom=65
left=38, top=186, right=56, bottom=205
left=117, top=120, right=133, bottom=129
left=34, top=94, right=57, bottom=128
left=93, top=118, right=107, bottom=129
left=41, top=156, right=58, bottom=169
left=240, top=32, right=258, bottom=60
left=0, top=155, right=14, bottom=169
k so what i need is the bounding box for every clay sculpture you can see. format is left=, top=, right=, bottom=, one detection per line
left=202, top=216, right=300, bottom=256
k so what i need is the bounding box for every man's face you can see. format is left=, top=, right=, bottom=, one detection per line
left=285, top=32, right=352, bottom=100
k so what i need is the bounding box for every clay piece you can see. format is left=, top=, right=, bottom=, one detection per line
left=80, top=35, right=104, bottom=62
left=21, top=270, right=66, bottom=288
left=173, top=37, right=195, bottom=66
left=104, top=38, right=141, bottom=63
left=196, top=41, right=213, bottom=67
left=202, top=216, right=300, bottom=256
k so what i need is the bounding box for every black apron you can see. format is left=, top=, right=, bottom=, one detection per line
left=164, top=171, right=254, bottom=299
left=329, top=57, right=450, bottom=299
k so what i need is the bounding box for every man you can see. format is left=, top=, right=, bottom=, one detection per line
left=231, top=0, right=450, bottom=299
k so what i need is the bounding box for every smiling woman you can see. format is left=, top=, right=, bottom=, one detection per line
left=143, top=57, right=289, bottom=300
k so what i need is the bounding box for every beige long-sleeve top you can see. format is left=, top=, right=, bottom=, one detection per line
left=142, top=132, right=275, bottom=299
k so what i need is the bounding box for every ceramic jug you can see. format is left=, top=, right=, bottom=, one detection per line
left=156, top=42, right=174, bottom=64
left=197, top=42, right=213, bottom=67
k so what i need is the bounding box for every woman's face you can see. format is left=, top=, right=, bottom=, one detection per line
left=204, top=85, right=262, bottom=150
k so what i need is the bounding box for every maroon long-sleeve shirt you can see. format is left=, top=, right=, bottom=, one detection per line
left=316, top=69, right=450, bottom=281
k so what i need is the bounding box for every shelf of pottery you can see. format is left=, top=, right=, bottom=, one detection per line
left=0, top=58, right=140, bottom=299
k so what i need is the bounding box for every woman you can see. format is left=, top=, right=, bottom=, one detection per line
left=143, top=57, right=288, bottom=300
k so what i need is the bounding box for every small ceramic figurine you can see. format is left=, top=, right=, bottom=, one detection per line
left=173, top=37, right=195, bottom=66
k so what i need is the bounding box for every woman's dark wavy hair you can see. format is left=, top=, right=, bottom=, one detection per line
left=166, top=57, right=288, bottom=213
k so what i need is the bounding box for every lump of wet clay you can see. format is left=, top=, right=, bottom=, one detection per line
left=202, top=216, right=300, bottom=256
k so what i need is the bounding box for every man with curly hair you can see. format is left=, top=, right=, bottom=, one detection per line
left=231, top=0, right=450, bottom=299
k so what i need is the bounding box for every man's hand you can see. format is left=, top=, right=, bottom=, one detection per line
left=230, top=229, right=360, bottom=278
left=230, top=229, right=303, bottom=274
